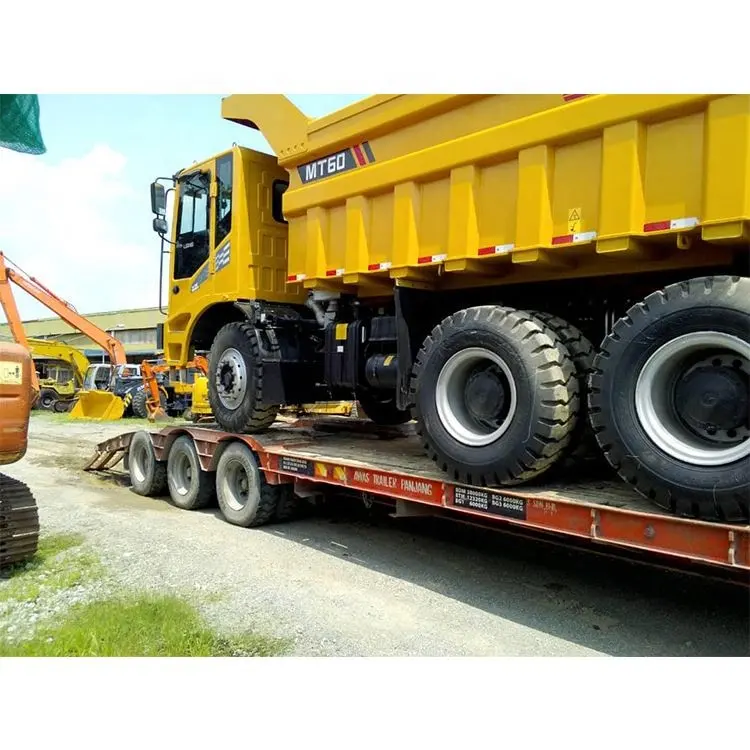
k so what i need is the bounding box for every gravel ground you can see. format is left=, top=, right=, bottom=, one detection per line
left=2, top=414, right=748, bottom=656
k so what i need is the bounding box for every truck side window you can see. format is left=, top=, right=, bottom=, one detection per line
left=174, top=172, right=210, bottom=280
left=215, top=154, right=232, bottom=246
left=272, top=180, right=288, bottom=224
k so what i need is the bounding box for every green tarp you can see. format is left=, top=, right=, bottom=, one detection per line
left=0, top=94, right=46, bottom=155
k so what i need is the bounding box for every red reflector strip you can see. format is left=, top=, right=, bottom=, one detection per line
left=551, top=231, right=597, bottom=246
left=352, top=144, right=367, bottom=166
left=563, top=94, right=587, bottom=102
left=287, top=273, right=306, bottom=282
left=325, top=268, right=344, bottom=277
left=643, top=217, right=700, bottom=232
left=367, top=261, right=392, bottom=271
left=417, top=253, right=447, bottom=265
left=478, top=243, right=514, bottom=256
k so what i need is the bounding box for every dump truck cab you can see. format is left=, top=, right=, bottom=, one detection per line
left=152, top=145, right=305, bottom=368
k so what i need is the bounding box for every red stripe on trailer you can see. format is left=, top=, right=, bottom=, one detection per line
left=367, top=262, right=391, bottom=271
left=478, top=244, right=514, bottom=256
left=563, top=94, right=587, bottom=102
left=352, top=145, right=367, bottom=166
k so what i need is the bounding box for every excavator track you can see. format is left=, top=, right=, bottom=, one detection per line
left=0, top=474, right=40, bottom=570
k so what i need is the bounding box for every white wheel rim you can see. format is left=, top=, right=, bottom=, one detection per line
left=435, top=347, right=517, bottom=447
left=131, top=443, right=148, bottom=483
left=171, top=450, right=193, bottom=496
left=221, top=458, right=252, bottom=511
left=635, top=331, right=750, bottom=466
left=215, top=347, right=247, bottom=410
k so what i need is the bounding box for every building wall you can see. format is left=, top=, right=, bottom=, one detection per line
left=0, top=306, right=164, bottom=363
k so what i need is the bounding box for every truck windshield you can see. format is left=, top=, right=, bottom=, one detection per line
left=174, top=172, right=210, bottom=280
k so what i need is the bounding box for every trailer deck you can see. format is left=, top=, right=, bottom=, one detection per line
left=84, top=417, right=750, bottom=582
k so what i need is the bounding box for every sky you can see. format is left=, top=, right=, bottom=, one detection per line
left=0, top=94, right=363, bottom=322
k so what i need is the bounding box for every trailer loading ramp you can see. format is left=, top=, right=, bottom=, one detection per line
left=84, top=418, right=750, bottom=584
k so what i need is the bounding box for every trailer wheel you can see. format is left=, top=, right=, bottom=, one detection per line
left=38, top=389, right=57, bottom=411
left=589, top=275, right=750, bottom=522
left=410, top=305, right=580, bottom=485
left=527, top=311, right=602, bottom=472
left=166, top=435, right=215, bottom=510
left=208, top=322, right=279, bottom=434
left=215, top=442, right=280, bottom=527
left=355, top=387, right=412, bottom=425
left=128, top=430, right=167, bottom=497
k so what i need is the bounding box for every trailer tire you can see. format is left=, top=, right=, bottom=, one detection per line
left=589, top=275, right=750, bottom=522
left=355, top=387, right=412, bottom=425
left=166, top=435, right=215, bottom=510
left=274, top=484, right=300, bottom=522
left=38, top=389, right=57, bottom=411
left=128, top=430, right=167, bottom=497
left=527, top=311, right=602, bottom=472
left=215, top=442, right=279, bottom=527
left=208, top=322, right=279, bottom=434
left=410, top=305, right=580, bottom=485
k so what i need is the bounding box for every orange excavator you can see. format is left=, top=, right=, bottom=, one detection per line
left=0, top=251, right=131, bottom=420
left=139, top=355, right=209, bottom=421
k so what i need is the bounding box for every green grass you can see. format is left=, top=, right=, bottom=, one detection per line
left=0, top=593, right=290, bottom=657
left=0, top=533, right=102, bottom=604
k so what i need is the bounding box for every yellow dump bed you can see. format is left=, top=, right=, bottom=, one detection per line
left=222, top=94, right=750, bottom=294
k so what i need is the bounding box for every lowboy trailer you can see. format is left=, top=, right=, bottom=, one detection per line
left=84, top=418, right=750, bottom=585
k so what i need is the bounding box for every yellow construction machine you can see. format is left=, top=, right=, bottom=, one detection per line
left=26, top=337, right=89, bottom=412
left=148, top=94, right=750, bottom=523
left=0, top=252, right=130, bottom=420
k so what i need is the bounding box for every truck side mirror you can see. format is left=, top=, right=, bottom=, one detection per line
left=151, top=182, right=167, bottom=217
left=152, top=217, right=168, bottom=235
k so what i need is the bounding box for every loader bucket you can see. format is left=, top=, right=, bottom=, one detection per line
left=68, top=391, right=125, bottom=421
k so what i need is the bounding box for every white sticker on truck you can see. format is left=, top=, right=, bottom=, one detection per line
left=0, top=361, right=23, bottom=385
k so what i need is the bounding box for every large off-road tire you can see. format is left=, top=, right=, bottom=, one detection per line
left=38, top=388, right=57, bottom=411
left=527, top=310, right=602, bottom=472
left=208, top=322, right=279, bottom=434
left=131, top=387, right=149, bottom=419
left=215, top=441, right=280, bottom=527
left=410, top=305, right=580, bottom=486
left=128, top=430, right=167, bottom=497
left=589, top=275, right=750, bottom=522
left=274, top=484, right=301, bottom=522
left=166, top=435, right=215, bottom=510
left=355, top=386, right=412, bottom=426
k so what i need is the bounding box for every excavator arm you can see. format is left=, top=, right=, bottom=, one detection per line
left=25, top=338, right=90, bottom=387
left=141, top=356, right=208, bottom=421
left=0, top=252, right=127, bottom=366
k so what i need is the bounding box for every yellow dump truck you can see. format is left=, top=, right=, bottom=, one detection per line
left=149, top=94, right=750, bottom=523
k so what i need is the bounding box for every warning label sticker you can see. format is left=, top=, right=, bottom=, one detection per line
left=278, top=455, right=314, bottom=476
left=0, top=361, right=23, bottom=385
left=453, top=486, right=527, bottom=520
left=568, top=208, right=581, bottom=234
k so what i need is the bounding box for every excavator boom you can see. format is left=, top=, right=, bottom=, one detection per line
left=0, top=252, right=127, bottom=365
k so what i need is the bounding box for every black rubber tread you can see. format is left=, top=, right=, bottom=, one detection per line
left=127, top=430, right=168, bottom=497
left=409, top=305, right=580, bottom=486
left=588, top=275, right=750, bottom=522
left=215, top=442, right=281, bottom=527
left=0, top=475, right=39, bottom=569
left=166, top=435, right=215, bottom=510
left=355, top=387, right=412, bottom=426
left=38, top=388, right=57, bottom=411
left=208, top=321, right=279, bottom=434
left=526, top=310, right=602, bottom=470
left=274, top=485, right=300, bottom=522
left=131, top=387, right=149, bottom=419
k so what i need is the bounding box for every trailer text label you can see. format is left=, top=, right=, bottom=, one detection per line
left=298, top=142, right=376, bottom=184
left=352, top=469, right=434, bottom=499
left=453, top=486, right=527, bottom=520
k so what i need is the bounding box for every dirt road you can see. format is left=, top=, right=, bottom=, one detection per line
left=4, top=414, right=749, bottom=656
